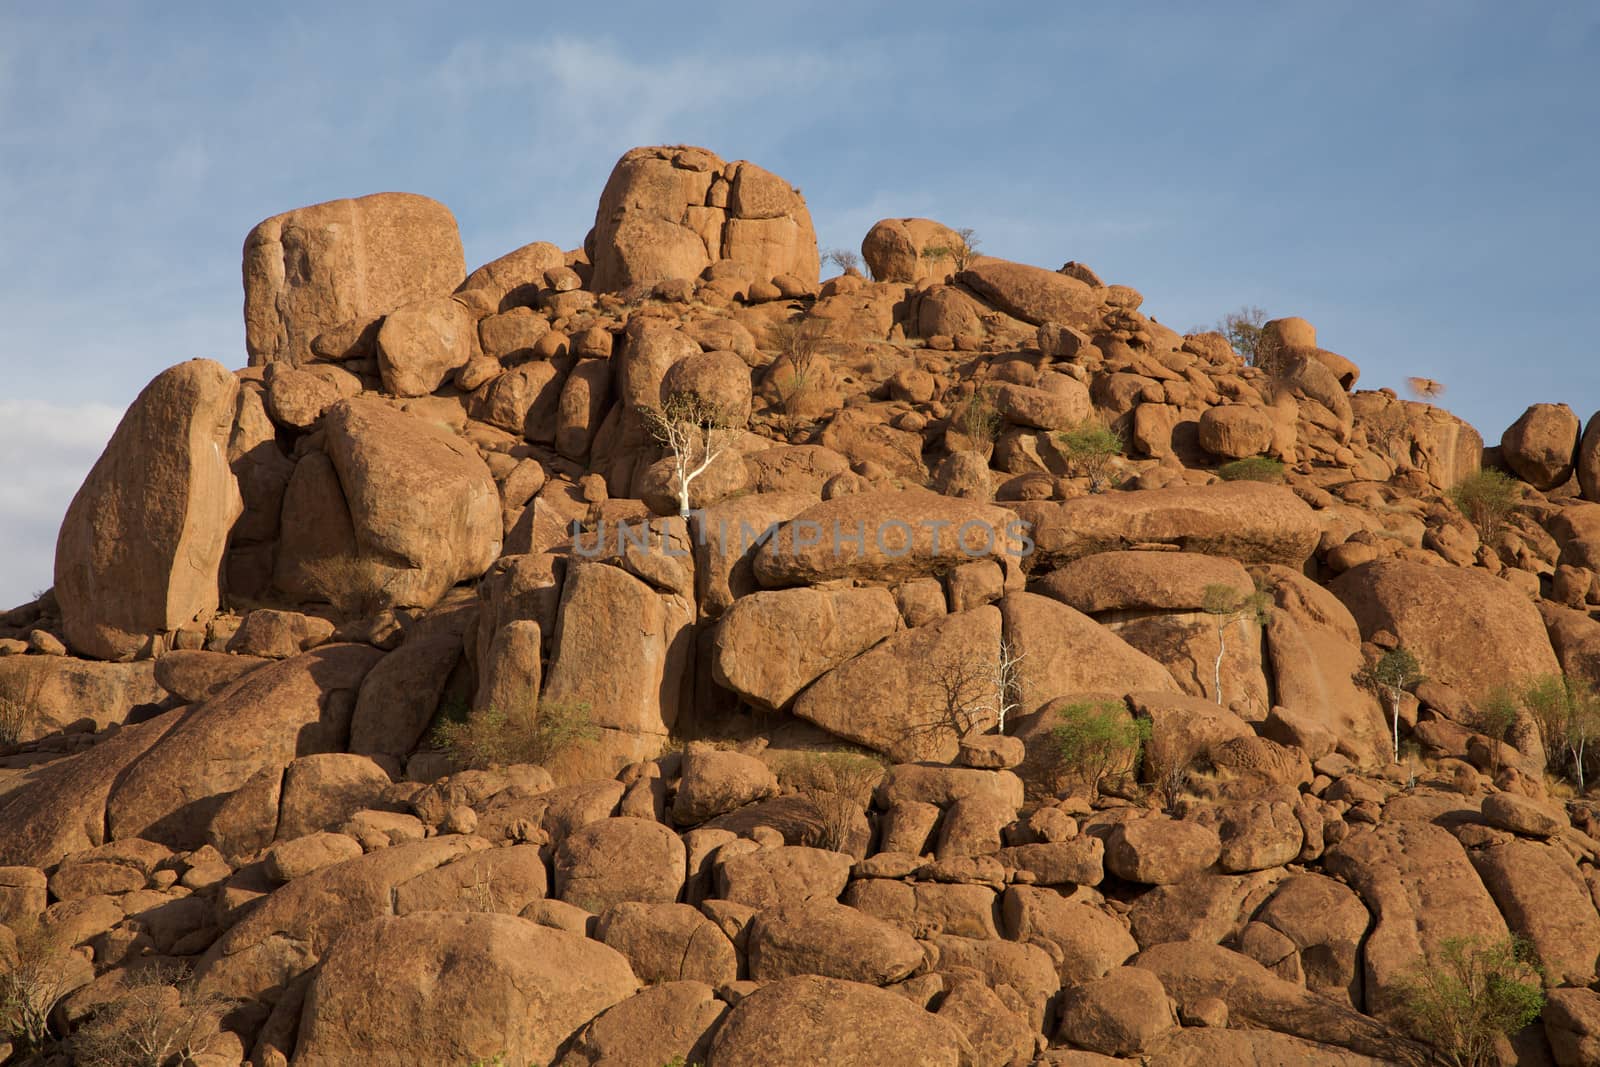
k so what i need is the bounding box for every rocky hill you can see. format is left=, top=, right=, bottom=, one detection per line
left=3, top=143, right=1599, bottom=1065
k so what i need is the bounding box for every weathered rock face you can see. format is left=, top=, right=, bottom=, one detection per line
left=542, top=561, right=694, bottom=743
left=1331, top=558, right=1560, bottom=698
left=712, top=587, right=900, bottom=710
left=0, top=656, right=163, bottom=741
left=1038, top=551, right=1253, bottom=614
left=243, top=192, right=465, bottom=366
left=1324, top=820, right=1509, bottom=1016
left=1258, top=566, right=1388, bottom=766
left=792, top=606, right=1001, bottom=760
left=753, top=490, right=1027, bottom=588
left=105, top=644, right=382, bottom=848
left=278, top=397, right=501, bottom=612
left=293, top=912, right=638, bottom=1067
left=1014, top=482, right=1320, bottom=567
left=590, top=146, right=819, bottom=292
left=707, top=974, right=967, bottom=1066
left=1000, top=592, right=1180, bottom=714
left=54, top=359, right=242, bottom=659
left=1502, top=402, right=1580, bottom=490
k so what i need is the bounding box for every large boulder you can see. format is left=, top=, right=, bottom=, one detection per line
left=1501, top=402, right=1580, bottom=490
left=1000, top=592, right=1180, bottom=714
left=753, top=490, right=1026, bottom=587
left=1324, top=820, right=1509, bottom=1016
left=711, top=587, right=900, bottom=710
left=1470, top=838, right=1600, bottom=987
left=195, top=836, right=482, bottom=1005
left=0, top=712, right=182, bottom=867
left=105, top=645, right=383, bottom=849
left=556, top=981, right=727, bottom=1067
left=590, top=146, right=819, bottom=292
left=1259, top=566, right=1389, bottom=767
left=292, top=912, right=637, bottom=1067
left=542, top=561, right=694, bottom=742
left=1037, top=551, right=1253, bottom=614
left=554, top=817, right=687, bottom=913
left=957, top=258, right=1101, bottom=329
left=243, top=192, right=465, bottom=366
left=55, top=359, right=242, bottom=659
left=1013, top=483, right=1320, bottom=568
left=791, top=606, right=1000, bottom=760
left=281, top=398, right=501, bottom=612
left=706, top=975, right=967, bottom=1066
left=375, top=295, right=477, bottom=397
left=860, top=217, right=965, bottom=284
left=1330, top=559, right=1560, bottom=698
left=746, top=899, right=924, bottom=985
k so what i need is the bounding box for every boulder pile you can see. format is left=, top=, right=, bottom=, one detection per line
left=4, top=144, right=1600, bottom=1065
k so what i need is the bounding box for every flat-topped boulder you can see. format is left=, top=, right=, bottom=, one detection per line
left=1012, top=482, right=1321, bottom=567
left=243, top=191, right=465, bottom=366
left=752, top=490, right=1027, bottom=587
left=590, top=145, right=819, bottom=292
left=1036, top=550, right=1254, bottom=614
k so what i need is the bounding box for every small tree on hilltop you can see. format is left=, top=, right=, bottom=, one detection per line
left=641, top=392, right=740, bottom=519
left=1359, top=647, right=1424, bottom=765
left=822, top=248, right=862, bottom=276
left=1049, top=699, right=1151, bottom=803
left=1201, top=583, right=1271, bottom=707
left=1399, top=936, right=1544, bottom=1067
left=921, top=227, right=981, bottom=273
left=1215, top=306, right=1286, bottom=375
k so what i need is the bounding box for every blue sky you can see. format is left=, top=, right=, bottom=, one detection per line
left=1, top=2, right=1597, bottom=606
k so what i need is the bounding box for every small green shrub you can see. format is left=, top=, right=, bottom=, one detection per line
left=1472, top=686, right=1521, bottom=779
left=951, top=386, right=1002, bottom=447
left=1049, top=700, right=1151, bottom=803
left=1449, top=468, right=1520, bottom=543
left=1399, top=936, right=1544, bottom=1067
left=1056, top=420, right=1125, bottom=492
left=432, top=700, right=598, bottom=770
left=1217, top=456, right=1286, bottom=483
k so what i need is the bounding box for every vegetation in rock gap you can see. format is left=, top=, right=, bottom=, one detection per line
left=71, top=963, right=228, bottom=1067
left=1217, top=456, right=1286, bottom=483
left=1520, top=673, right=1600, bottom=792
left=1, top=919, right=75, bottom=1056
left=1359, top=647, right=1425, bottom=765
left=1449, top=468, right=1521, bottom=543
left=770, top=750, right=885, bottom=853
left=1048, top=699, right=1150, bottom=803
left=1398, top=936, right=1544, bottom=1067
left=921, top=227, right=981, bottom=273
left=640, top=394, right=741, bottom=519
left=1056, top=418, right=1125, bottom=492
left=432, top=699, right=598, bottom=770
left=1201, top=583, right=1271, bottom=708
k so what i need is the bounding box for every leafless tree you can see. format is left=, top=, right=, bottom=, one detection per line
left=641, top=393, right=740, bottom=518
left=902, top=638, right=1026, bottom=758
left=921, top=227, right=982, bottom=272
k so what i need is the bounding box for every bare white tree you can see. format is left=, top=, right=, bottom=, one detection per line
left=641, top=393, right=739, bottom=518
